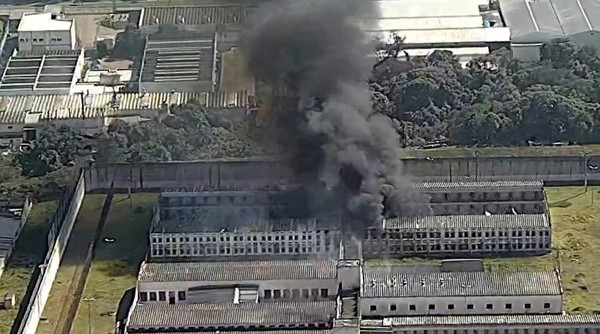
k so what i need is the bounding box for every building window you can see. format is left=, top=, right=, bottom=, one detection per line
left=525, top=303, right=531, bottom=309
left=264, top=290, right=272, bottom=299
left=486, top=304, right=493, bottom=310
left=320, top=288, right=328, bottom=298
left=32, top=38, right=37, bottom=42
left=158, top=291, right=166, bottom=301
left=428, top=304, right=435, bottom=310
left=139, top=292, right=148, bottom=302
left=302, top=289, right=309, bottom=298
left=178, top=291, right=186, bottom=301
left=544, top=303, right=551, bottom=309
left=292, top=289, right=300, bottom=298
left=390, top=304, right=397, bottom=311
left=149, top=292, right=157, bottom=301
left=409, top=305, right=416, bottom=311
left=283, top=289, right=291, bottom=299
left=505, top=303, right=512, bottom=309
left=273, top=290, right=281, bottom=299
left=467, top=304, right=474, bottom=310
left=38, top=38, right=44, bottom=42
left=447, top=304, right=454, bottom=310
left=311, top=288, right=319, bottom=297
left=370, top=305, right=377, bottom=311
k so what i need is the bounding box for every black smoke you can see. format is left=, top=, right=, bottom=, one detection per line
left=241, top=0, right=431, bottom=231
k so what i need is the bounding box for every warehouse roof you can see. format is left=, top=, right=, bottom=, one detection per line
left=414, top=180, right=544, bottom=192
left=138, top=259, right=337, bottom=282
left=499, top=0, right=600, bottom=43
left=0, top=51, right=81, bottom=94
left=361, top=314, right=600, bottom=327
left=381, top=214, right=549, bottom=230
left=361, top=271, right=560, bottom=298
left=133, top=331, right=333, bottom=334
left=140, top=33, right=215, bottom=84
left=141, top=5, right=253, bottom=26
left=0, top=91, right=248, bottom=124
left=127, top=301, right=336, bottom=331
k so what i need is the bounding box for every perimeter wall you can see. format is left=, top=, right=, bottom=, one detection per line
left=15, top=153, right=600, bottom=333
left=83, top=155, right=600, bottom=191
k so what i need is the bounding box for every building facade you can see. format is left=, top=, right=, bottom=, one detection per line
left=17, top=13, right=76, bottom=52
left=136, top=260, right=339, bottom=304
left=149, top=189, right=341, bottom=259
left=364, top=214, right=551, bottom=258
left=415, top=181, right=547, bottom=215
left=360, top=271, right=562, bottom=317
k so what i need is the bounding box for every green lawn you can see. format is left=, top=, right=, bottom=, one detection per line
left=70, top=193, right=157, bottom=334
left=403, top=144, right=600, bottom=159
left=36, top=195, right=106, bottom=334
left=367, top=187, right=600, bottom=314
left=0, top=201, right=57, bottom=333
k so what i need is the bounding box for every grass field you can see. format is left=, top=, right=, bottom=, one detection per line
left=403, top=144, right=600, bottom=159
left=0, top=201, right=57, bottom=333
left=36, top=195, right=106, bottom=334
left=367, top=186, right=600, bottom=314
left=70, top=193, right=157, bottom=334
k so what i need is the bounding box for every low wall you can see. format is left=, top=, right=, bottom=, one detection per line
left=15, top=173, right=85, bottom=334
left=84, top=155, right=600, bottom=191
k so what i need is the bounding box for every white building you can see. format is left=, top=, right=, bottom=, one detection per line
left=360, top=270, right=562, bottom=317
left=17, top=13, right=76, bottom=52
left=499, top=0, right=600, bottom=61
left=364, top=214, right=551, bottom=258
left=136, top=259, right=339, bottom=304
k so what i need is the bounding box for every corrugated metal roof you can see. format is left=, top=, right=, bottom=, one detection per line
left=361, top=314, right=600, bottom=326
left=361, top=271, right=560, bottom=298
left=127, top=301, right=336, bottom=330
left=360, top=16, right=486, bottom=31
left=500, top=0, right=600, bottom=43
left=0, top=91, right=250, bottom=124
left=151, top=217, right=333, bottom=233
left=142, top=5, right=253, bottom=26
left=414, top=180, right=544, bottom=191
left=382, top=214, right=549, bottom=230
left=138, top=259, right=338, bottom=282
left=134, top=331, right=333, bottom=334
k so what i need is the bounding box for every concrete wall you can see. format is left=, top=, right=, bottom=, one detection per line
left=84, top=155, right=600, bottom=191
left=402, top=155, right=599, bottom=183
left=84, top=158, right=293, bottom=191
left=17, top=173, right=85, bottom=334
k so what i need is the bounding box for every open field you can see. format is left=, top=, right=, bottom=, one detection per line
left=0, top=201, right=57, bottom=333
left=70, top=193, right=157, bottom=334
left=403, top=144, right=600, bottom=159
left=367, top=186, right=600, bottom=314
left=36, top=195, right=106, bottom=334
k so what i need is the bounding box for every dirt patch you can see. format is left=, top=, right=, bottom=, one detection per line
left=67, top=14, right=124, bottom=49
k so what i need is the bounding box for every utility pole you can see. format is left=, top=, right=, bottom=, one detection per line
left=83, top=297, right=95, bottom=334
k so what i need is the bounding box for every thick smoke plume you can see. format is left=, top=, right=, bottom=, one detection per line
left=241, top=0, right=430, bottom=231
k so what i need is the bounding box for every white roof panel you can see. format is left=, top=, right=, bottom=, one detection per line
left=373, top=0, right=483, bottom=19
left=18, top=13, right=72, bottom=32
left=367, top=27, right=511, bottom=45
left=359, top=16, right=485, bottom=31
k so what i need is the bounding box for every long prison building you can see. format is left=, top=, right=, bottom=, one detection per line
left=414, top=181, right=547, bottom=215
left=364, top=214, right=551, bottom=258
left=149, top=188, right=341, bottom=260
